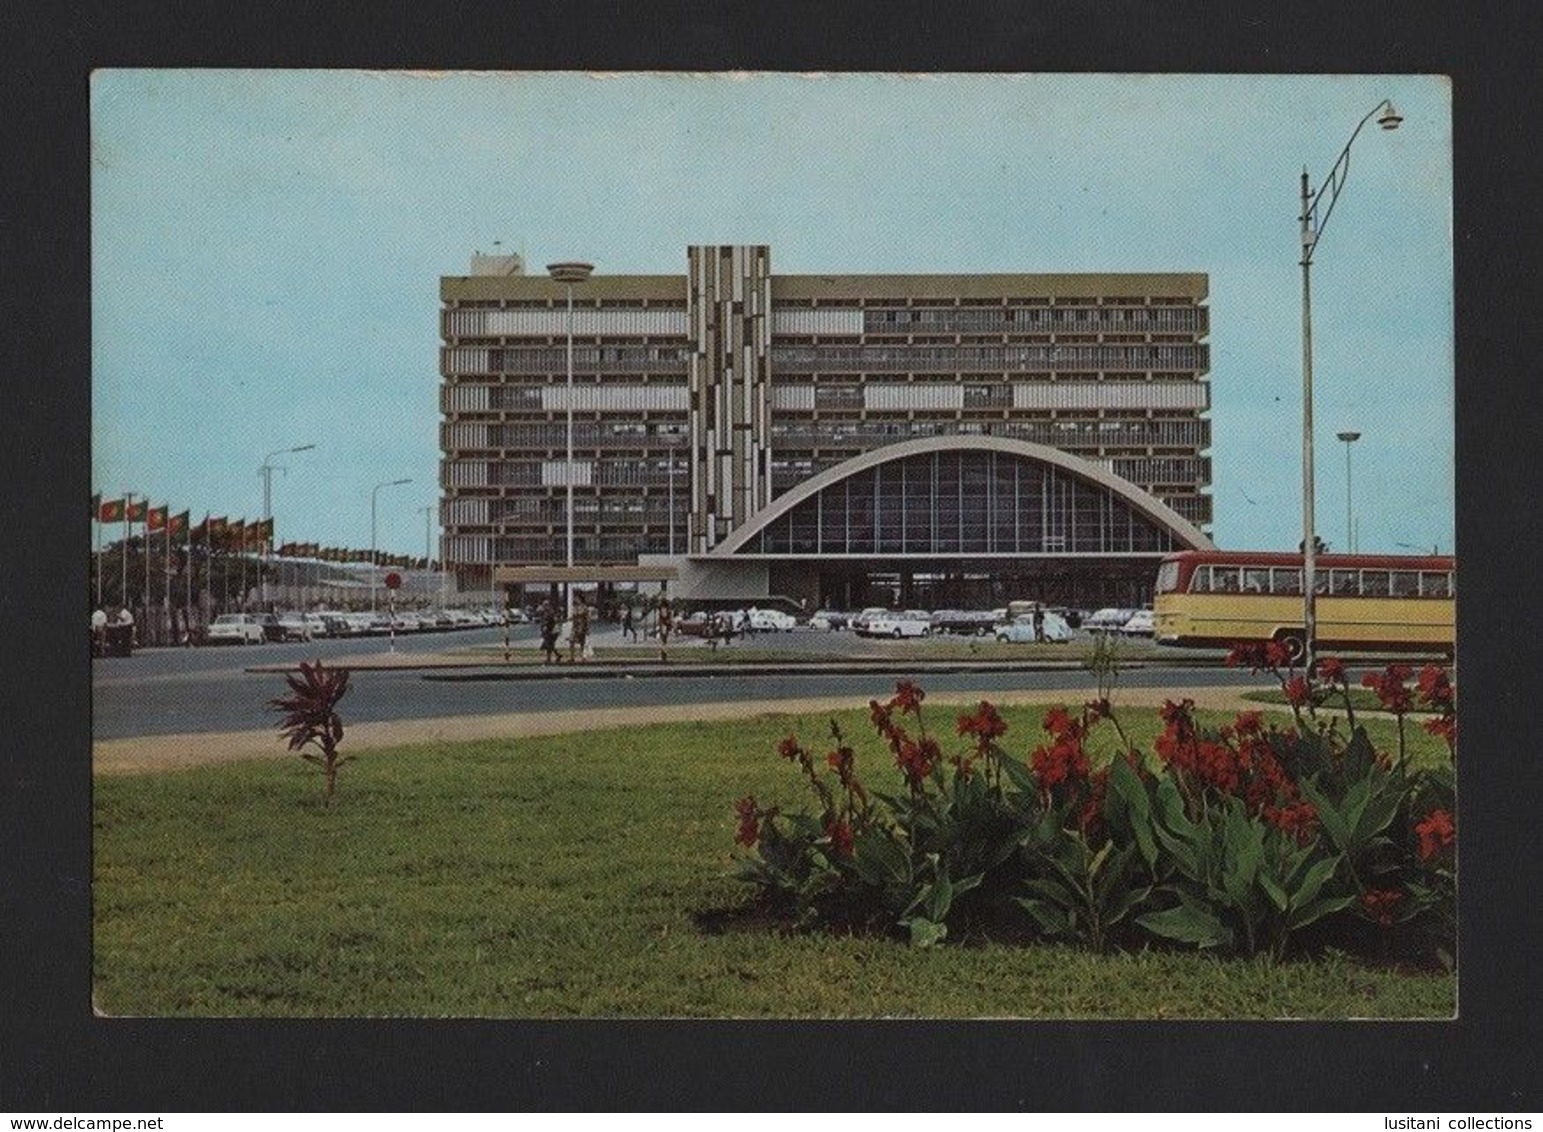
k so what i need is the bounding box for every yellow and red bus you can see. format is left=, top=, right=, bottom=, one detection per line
left=1152, top=550, right=1454, bottom=656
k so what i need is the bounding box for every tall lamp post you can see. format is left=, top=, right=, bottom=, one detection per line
left=1299, top=98, right=1402, bottom=671
left=418, top=504, right=437, bottom=609
left=370, top=477, right=412, bottom=611
left=259, top=443, right=315, bottom=607
left=547, top=261, right=594, bottom=621
left=1336, top=430, right=1362, bottom=553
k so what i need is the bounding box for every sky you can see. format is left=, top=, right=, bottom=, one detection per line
left=91, top=71, right=1453, bottom=558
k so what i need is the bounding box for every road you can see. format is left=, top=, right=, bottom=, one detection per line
left=91, top=623, right=1268, bottom=741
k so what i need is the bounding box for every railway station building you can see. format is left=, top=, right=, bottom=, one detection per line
left=439, top=245, right=1216, bottom=611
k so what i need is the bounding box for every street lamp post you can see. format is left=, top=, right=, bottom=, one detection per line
left=547, top=261, right=594, bottom=622
left=1336, top=431, right=1362, bottom=553
left=370, top=477, right=412, bottom=611
left=1299, top=98, right=1402, bottom=671
left=259, top=444, right=315, bottom=607
left=418, top=504, right=436, bottom=607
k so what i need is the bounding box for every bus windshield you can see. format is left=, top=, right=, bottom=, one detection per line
left=1154, top=561, right=1180, bottom=594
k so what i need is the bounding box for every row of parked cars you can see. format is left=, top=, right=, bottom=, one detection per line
left=805, top=604, right=1156, bottom=642
left=205, top=608, right=506, bottom=645
left=673, top=607, right=800, bottom=638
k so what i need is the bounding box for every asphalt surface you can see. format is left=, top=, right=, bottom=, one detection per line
left=91, top=623, right=1268, bottom=741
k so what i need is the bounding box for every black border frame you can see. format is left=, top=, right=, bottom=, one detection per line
left=4, top=0, right=1539, bottom=1111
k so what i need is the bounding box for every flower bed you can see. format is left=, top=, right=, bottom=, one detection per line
left=730, top=650, right=1456, bottom=966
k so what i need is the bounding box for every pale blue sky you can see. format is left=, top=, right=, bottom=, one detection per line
left=92, top=71, right=1453, bottom=558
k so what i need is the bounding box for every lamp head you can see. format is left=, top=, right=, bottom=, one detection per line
left=546, top=262, right=595, bottom=284
left=1336, top=431, right=1362, bottom=443
left=1377, top=101, right=1403, bottom=130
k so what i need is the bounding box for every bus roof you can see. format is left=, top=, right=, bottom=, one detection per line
left=1159, top=549, right=1454, bottom=571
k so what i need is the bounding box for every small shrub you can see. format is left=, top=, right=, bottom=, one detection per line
left=270, top=660, right=352, bottom=805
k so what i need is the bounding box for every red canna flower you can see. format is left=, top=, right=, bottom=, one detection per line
left=1262, top=800, right=1319, bottom=846
left=1283, top=675, right=1312, bottom=707
left=1415, top=665, right=1454, bottom=710
left=778, top=734, right=803, bottom=761
left=957, top=700, right=1009, bottom=741
left=890, top=680, right=925, bottom=715
left=1226, top=642, right=1266, bottom=670
left=1264, top=639, right=1293, bottom=670
left=1423, top=714, right=1457, bottom=748
left=1414, top=809, right=1456, bottom=860
left=733, top=795, right=761, bottom=847
left=1361, top=664, right=1415, bottom=714
left=1361, top=888, right=1404, bottom=928
left=1317, top=656, right=1346, bottom=685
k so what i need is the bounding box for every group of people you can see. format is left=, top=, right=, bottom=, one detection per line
left=89, top=606, right=137, bottom=657
left=535, top=596, right=676, bottom=664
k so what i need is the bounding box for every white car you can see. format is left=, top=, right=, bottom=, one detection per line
left=747, top=608, right=796, bottom=632
left=863, top=614, right=931, bottom=639
left=1120, top=609, right=1156, bottom=637
left=994, top=612, right=1073, bottom=643
left=851, top=607, right=891, bottom=634
left=207, top=613, right=265, bottom=645
left=1085, top=607, right=1136, bottom=633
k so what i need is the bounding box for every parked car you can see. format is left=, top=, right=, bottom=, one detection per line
left=994, top=612, right=1073, bottom=643
left=206, top=613, right=265, bottom=645
left=503, top=608, right=530, bottom=625
left=930, top=609, right=997, bottom=636
left=747, top=608, right=796, bottom=632
left=861, top=613, right=931, bottom=639
left=1119, top=609, right=1156, bottom=637
left=808, top=609, right=852, bottom=631
left=851, top=607, right=891, bottom=634
left=275, top=612, right=312, bottom=641
left=255, top=613, right=286, bottom=643
left=1085, top=607, right=1137, bottom=633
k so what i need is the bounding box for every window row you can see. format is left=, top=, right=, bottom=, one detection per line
left=1188, top=565, right=1454, bottom=598
left=862, top=306, right=1205, bottom=332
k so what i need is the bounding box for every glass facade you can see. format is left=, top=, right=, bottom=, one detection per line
left=738, top=449, right=1178, bottom=557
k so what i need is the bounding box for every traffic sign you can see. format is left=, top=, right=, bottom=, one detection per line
left=384, top=572, right=402, bottom=590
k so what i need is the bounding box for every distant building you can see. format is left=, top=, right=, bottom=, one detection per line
left=439, top=245, right=1214, bottom=610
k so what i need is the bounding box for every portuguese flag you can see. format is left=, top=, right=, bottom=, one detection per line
left=168, top=510, right=190, bottom=535
left=126, top=499, right=148, bottom=523
left=99, top=497, right=126, bottom=523
left=146, top=505, right=170, bottom=532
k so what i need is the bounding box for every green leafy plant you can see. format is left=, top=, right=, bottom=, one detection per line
left=729, top=661, right=1455, bottom=964
left=270, top=660, right=352, bottom=805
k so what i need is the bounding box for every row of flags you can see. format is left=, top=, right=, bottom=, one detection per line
left=94, top=493, right=430, bottom=567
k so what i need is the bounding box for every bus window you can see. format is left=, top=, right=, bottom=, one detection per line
left=1391, top=571, right=1420, bottom=598
left=1361, top=570, right=1391, bottom=597
left=1188, top=566, right=1210, bottom=594
left=1271, top=567, right=1302, bottom=595
left=1313, top=571, right=1330, bottom=595
left=1243, top=568, right=1269, bottom=594
left=1211, top=567, right=1240, bottom=593
left=1420, top=571, right=1450, bottom=598
left=1155, top=561, right=1180, bottom=594
left=1330, top=569, right=1359, bottom=596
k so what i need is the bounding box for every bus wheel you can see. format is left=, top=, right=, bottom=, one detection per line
left=1273, top=630, right=1306, bottom=663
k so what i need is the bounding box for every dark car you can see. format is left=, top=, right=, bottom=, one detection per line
left=256, top=612, right=286, bottom=643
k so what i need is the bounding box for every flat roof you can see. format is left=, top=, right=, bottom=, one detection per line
left=442, top=271, right=1208, bottom=302
left=493, top=565, right=681, bottom=584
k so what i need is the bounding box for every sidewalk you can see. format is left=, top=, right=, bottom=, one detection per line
left=93, top=683, right=1273, bottom=776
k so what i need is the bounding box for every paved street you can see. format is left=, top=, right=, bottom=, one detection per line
left=92, top=623, right=1266, bottom=742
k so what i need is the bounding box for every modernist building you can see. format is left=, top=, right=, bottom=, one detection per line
left=440, top=245, right=1215, bottom=609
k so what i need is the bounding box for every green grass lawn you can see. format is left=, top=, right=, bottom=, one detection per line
left=93, top=702, right=1455, bottom=1018
left=1241, top=686, right=1440, bottom=715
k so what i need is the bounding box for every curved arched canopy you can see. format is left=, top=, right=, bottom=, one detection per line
left=711, top=435, right=1214, bottom=558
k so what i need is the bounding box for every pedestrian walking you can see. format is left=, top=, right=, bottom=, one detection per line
left=1033, top=605, right=1045, bottom=643
left=657, top=597, right=673, bottom=663
left=570, top=598, right=592, bottom=663
left=622, top=604, right=637, bottom=642
left=539, top=601, right=560, bottom=665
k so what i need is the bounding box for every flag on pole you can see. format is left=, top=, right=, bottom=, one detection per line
left=168, top=511, right=190, bottom=535
left=147, top=505, right=170, bottom=532
left=99, top=498, right=126, bottom=523
left=91, top=492, right=101, bottom=521
left=126, top=499, right=148, bottom=523
left=191, top=514, right=209, bottom=539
